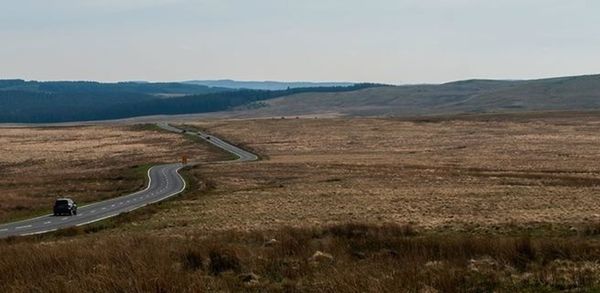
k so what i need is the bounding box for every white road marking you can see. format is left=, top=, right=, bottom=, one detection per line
left=16, top=225, right=32, bottom=230
left=21, top=229, right=57, bottom=236
left=76, top=214, right=119, bottom=227
left=44, top=221, right=52, bottom=225
left=0, top=228, right=8, bottom=232
left=62, top=217, right=69, bottom=220
left=102, top=207, right=106, bottom=210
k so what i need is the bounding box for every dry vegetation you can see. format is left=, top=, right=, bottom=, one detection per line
left=4, top=223, right=600, bottom=292
left=145, top=115, right=600, bottom=235
left=0, top=124, right=227, bottom=222
left=3, top=114, right=600, bottom=291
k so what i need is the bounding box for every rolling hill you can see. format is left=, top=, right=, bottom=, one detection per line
left=2, top=75, right=600, bottom=123
left=0, top=80, right=376, bottom=123
left=230, top=74, right=600, bottom=117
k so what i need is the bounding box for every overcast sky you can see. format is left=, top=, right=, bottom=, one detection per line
left=1, top=0, right=599, bottom=84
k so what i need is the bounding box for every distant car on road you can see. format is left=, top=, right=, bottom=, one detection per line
left=53, top=198, right=77, bottom=216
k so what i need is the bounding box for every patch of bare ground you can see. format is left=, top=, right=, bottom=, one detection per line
left=0, top=124, right=227, bottom=222
left=144, top=116, right=600, bottom=234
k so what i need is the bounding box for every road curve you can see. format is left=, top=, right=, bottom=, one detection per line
left=0, top=123, right=257, bottom=238
left=156, top=122, right=258, bottom=162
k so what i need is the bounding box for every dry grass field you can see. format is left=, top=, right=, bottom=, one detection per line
left=5, top=223, right=600, bottom=292
left=0, top=124, right=227, bottom=222
left=140, top=114, right=600, bottom=235
left=4, top=114, right=600, bottom=292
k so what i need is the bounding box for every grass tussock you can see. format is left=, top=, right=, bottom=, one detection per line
left=2, top=223, right=600, bottom=292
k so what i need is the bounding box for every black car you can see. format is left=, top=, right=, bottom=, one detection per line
left=53, top=198, right=77, bottom=216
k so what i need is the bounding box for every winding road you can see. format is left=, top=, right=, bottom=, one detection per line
left=0, top=123, right=257, bottom=238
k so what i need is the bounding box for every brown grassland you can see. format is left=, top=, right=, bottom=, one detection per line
left=5, top=223, right=600, bottom=292
left=0, top=124, right=227, bottom=222
left=3, top=113, right=600, bottom=292
left=162, top=114, right=600, bottom=234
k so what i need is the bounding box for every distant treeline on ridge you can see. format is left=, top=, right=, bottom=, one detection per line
left=0, top=80, right=381, bottom=123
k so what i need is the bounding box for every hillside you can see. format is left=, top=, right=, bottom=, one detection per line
left=2, top=75, right=600, bottom=123
left=0, top=81, right=376, bottom=123
left=231, top=74, right=600, bottom=117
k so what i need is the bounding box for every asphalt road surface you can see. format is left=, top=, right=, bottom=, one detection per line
left=0, top=123, right=257, bottom=238
left=156, top=122, right=258, bottom=162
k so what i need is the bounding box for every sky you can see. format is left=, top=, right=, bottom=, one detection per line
left=1, top=0, right=599, bottom=84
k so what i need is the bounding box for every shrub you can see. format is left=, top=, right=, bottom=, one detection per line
left=209, top=248, right=241, bottom=275
left=182, top=249, right=204, bottom=271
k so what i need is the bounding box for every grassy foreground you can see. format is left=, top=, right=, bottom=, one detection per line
left=2, top=223, right=600, bottom=292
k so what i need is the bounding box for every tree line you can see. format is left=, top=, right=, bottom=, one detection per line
left=0, top=83, right=383, bottom=123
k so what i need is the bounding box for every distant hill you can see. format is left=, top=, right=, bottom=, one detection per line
left=0, top=80, right=377, bottom=123
left=229, top=74, right=600, bottom=117
left=0, top=80, right=229, bottom=95
left=3, top=75, right=600, bottom=123
left=184, top=80, right=355, bottom=90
